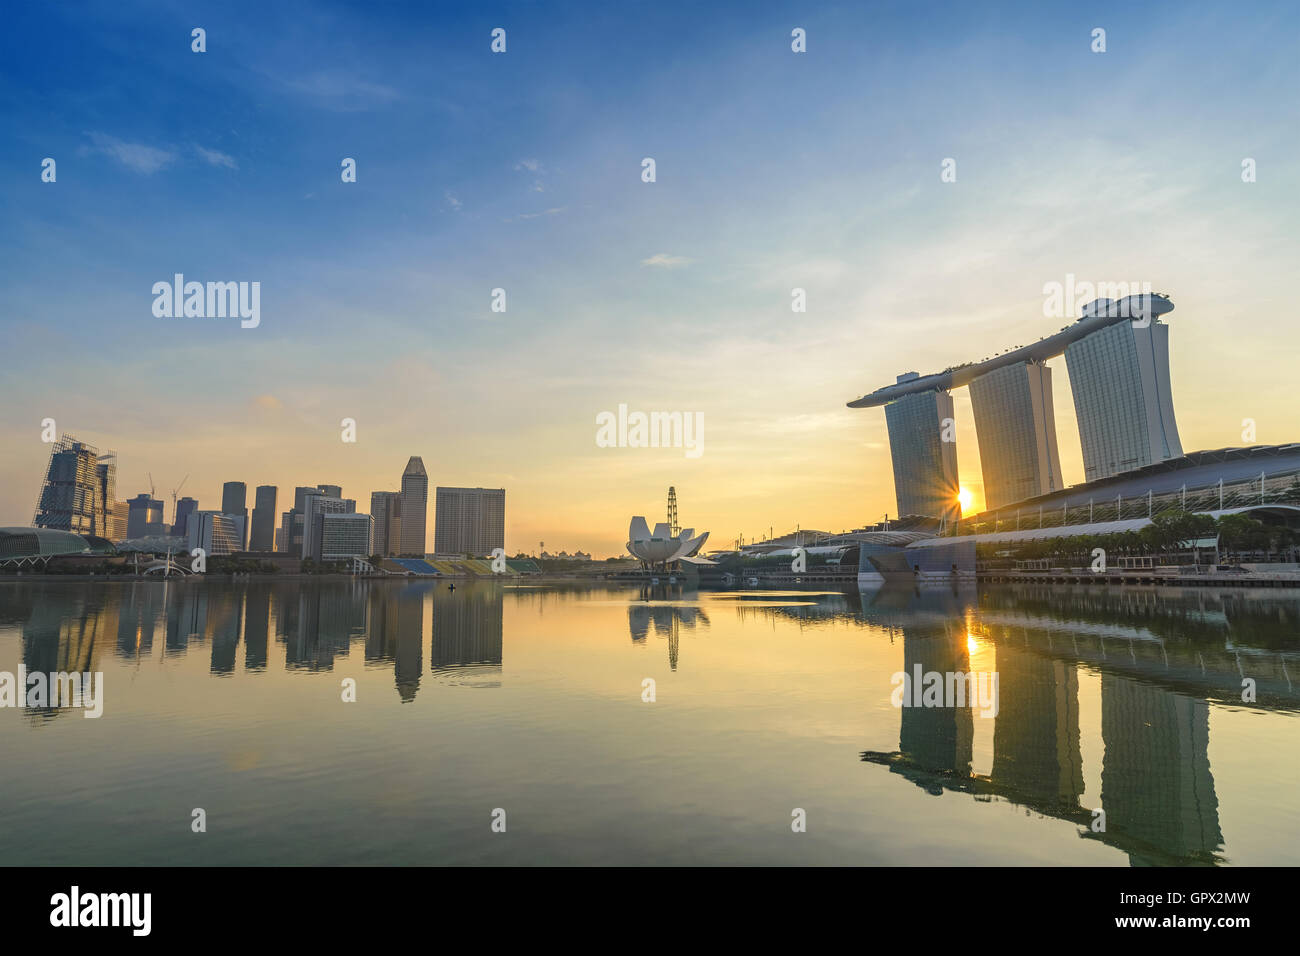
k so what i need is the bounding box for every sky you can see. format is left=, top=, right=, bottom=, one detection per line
left=2, top=0, right=1298, bottom=557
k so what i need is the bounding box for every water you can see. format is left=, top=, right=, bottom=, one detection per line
left=0, top=578, right=1296, bottom=866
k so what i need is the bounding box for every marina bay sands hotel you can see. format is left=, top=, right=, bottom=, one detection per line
left=849, top=293, right=1182, bottom=522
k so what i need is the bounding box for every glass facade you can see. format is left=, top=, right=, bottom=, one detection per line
left=883, top=384, right=959, bottom=522
left=126, top=494, right=164, bottom=539
left=302, top=494, right=357, bottom=560
left=969, top=359, right=1063, bottom=509
left=33, top=436, right=115, bottom=537
left=319, top=513, right=374, bottom=561
left=1066, top=319, right=1182, bottom=482
left=221, top=481, right=249, bottom=550
left=249, top=485, right=278, bottom=551
left=186, top=512, right=244, bottom=556
left=369, top=490, right=402, bottom=556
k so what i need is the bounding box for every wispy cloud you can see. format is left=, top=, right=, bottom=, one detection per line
left=514, top=158, right=545, bottom=191
left=84, top=132, right=175, bottom=174
left=640, top=253, right=693, bottom=269
left=194, top=145, right=238, bottom=169
left=517, top=207, right=565, bottom=220
left=445, top=191, right=462, bottom=210
left=279, top=71, right=399, bottom=111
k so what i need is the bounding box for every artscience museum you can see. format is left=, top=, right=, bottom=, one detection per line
left=626, top=517, right=709, bottom=569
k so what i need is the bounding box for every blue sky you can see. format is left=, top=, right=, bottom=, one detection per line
left=2, top=0, right=1298, bottom=552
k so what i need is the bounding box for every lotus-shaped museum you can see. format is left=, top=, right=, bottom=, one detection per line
left=626, top=517, right=709, bottom=567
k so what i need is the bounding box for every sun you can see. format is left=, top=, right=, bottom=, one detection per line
left=958, top=487, right=974, bottom=512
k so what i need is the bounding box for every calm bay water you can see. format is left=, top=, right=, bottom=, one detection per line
left=0, top=578, right=1296, bottom=866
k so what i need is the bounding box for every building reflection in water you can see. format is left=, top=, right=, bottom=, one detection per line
left=1, top=578, right=1294, bottom=864
left=283, top=582, right=366, bottom=671
left=856, top=583, right=1299, bottom=865
left=1, top=578, right=510, bottom=712
left=243, top=586, right=270, bottom=672
left=362, top=581, right=426, bottom=701
left=627, top=585, right=710, bottom=671
left=430, top=584, right=503, bottom=687
left=115, top=582, right=156, bottom=659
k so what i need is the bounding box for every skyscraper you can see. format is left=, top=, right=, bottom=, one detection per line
left=881, top=376, right=959, bottom=522
left=318, top=512, right=374, bottom=561
left=301, top=493, right=357, bottom=560
left=434, top=487, right=506, bottom=556
left=187, top=511, right=245, bottom=557
left=1065, top=317, right=1182, bottom=482
left=126, top=493, right=165, bottom=539
left=172, top=497, right=199, bottom=536
left=399, top=457, right=428, bottom=557
left=109, top=500, right=129, bottom=542
left=221, top=481, right=249, bottom=550
left=95, top=456, right=117, bottom=535
left=279, top=485, right=329, bottom=554
left=968, top=359, right=1063, bottom=509
left=848, top=293, right=1179, bottom=519
left=250, top=485, right=278, bottom=551
left=370, top=490, right=402, bottom=557
left=33, top=435, right=115, bottom=537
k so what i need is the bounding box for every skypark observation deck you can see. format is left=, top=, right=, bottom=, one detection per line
left=847, top=294, right=1174, bottom=408
left=848, top=293, right=1182, bottom=518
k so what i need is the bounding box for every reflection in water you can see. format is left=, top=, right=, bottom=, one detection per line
left=858, top=583, right=1300, bottom=865
left=0, top=579, right=1296, bottom=865
left=627, top=585, right=710, bottom=671
left=1, top=579, right=506, bottom=709
left=364, top=581, right=426, bottom=701
left=431, top=584, right=503, bottom=686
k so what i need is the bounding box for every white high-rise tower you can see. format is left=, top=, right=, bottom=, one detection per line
left=399, top=457, right=428, bottom=557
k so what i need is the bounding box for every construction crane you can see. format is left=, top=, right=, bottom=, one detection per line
left=147, top=472, right=155, bottom=498
left=171, top=474, right=189, bottom=527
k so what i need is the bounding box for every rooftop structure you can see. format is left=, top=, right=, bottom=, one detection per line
left=848, top=294, right=1181, bottom=520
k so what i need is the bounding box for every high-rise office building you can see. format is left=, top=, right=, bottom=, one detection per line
left=434, top=487, right=506, bottom=556
left=317, top=485, right=342, bottom=499
left=318, top=512, right=374, bottom=561
left=1065, top=318, right=1182, bottom=482
left=250, top=485, right=278, bottom=551
left=968, top=359, right=1064, bottom=510
left=126, top=493, right=165, bottom=539
left=301, top=493, right=357, bottom=560
left=279, top=485, right=331, bottom=554
left=109, top=501, right=129, bottom=542
left=370, top=491, right=402, bottom=557
left=172, top=496, right=199, bottom=536
left=399, top=458, right=428, bottom=557
left=221, top=481, right=249, bottom=550
left=95, top=457, right=117, bottom=533
left=187, top=511, right=245, bottom=556
left=881, top=375, right=959, bottom=522
left=32, top=436, right=116, bottom=537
